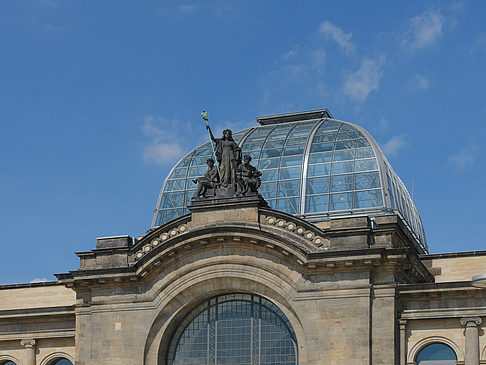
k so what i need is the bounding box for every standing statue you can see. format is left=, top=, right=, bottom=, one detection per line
left=206, top=126, right=242, bottom=189
left=192, top=158, right=219, bottom=198
left=237, top=155, right=262, bottom=195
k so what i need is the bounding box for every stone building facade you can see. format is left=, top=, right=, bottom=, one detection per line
left=0, top=110, right=485, bottom=365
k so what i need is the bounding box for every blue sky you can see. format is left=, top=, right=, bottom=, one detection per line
left=1, top=0, right=485, bottom=284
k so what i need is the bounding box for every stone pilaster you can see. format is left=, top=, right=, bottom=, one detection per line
left=460, top=317, right=482, bottom=365
left=20, top=339, right=36, bottom=365
left=399, top=319, right=407, bottom=365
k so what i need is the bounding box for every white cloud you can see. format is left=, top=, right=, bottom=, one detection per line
left=449, top=146, right=478, bottom=169
left=382, top=135, right=407, bottom=156
left=412, top=74, right=430, bottom=90
left=318, top=21, right=354, bottom=54
left=403, top=10, right=445, bottom=50
left=343, top=57, right=384, bottom=102
left=142, top=115, right=186, bottom=165
left=30, top=278, right=48, bottom=283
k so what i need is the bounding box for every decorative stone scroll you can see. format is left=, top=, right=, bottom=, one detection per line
left=265, top=215, right=329, bottom=249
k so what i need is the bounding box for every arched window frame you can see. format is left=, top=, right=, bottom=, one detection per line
left=167, top=293, right=298, bottom=365
left=0, top=356, right=22, bottom=365
left=408, top=336, right=463, bottom=364
left=39, top=353, right=74, bottom=365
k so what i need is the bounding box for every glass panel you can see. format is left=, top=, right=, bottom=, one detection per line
left=278, top=166, right=301, bottom=180
left=337, top=130, right=359, bottom=140
left=176, top=157, right=192, bottom=168
left=193, top=145, right=212, bottom=156
left=331, top=174, right=353, bottom=192
left=353, top=189, right=383, bottom=208
left=308, top=163, right=331, bottom=177
left=309, top=152, right=333, bottom=164
left=245, top=151, right=261, bottom=160
left=241, top=143, right=262, bottom=151
left=330, top=192, right=352, bottom=210
left=356, top=138, right=371, bottom=147
left=260, top=182, right=277, bottom=199
left=334, top=140, right=357, bottom=150
left=258, top=157, right=279, bottom=170
left=156, top=208, right=183, bottom=226
left=266, top=199, right=276, bottom=209
left=2, top=362, right=17, bottom=365
left=333, top=149, right=355, bottom=161
left=305, top=195, right=329, bottom=213
left=285, top=137, right=308, bottom=146
left=281, top=155, right=303, bottom=167
left=307, top=176, right=330, bottom=194
left=416, top=343, right=457, bottom=361
left=262, top=140, right=285, bottom=149
left=52, top=360, right=73, bottom=365
left=313, top=133, right=337, bottom=143
left=188, top=166, right=207, bottom=177
left=277, top=197, right=299, bottom=214
left=261, top=169, right=278, bottom=181
left=170, top=168, right=187, bottom=179
left=310, top=142, right=334, bottom=153
left=160, top=192, right=185, bottom=209
left=283, top=145, right=305, bottom=156
left=355, top=147, right=375, bottom=159
left=355, top=158, right=378, bottom=172
left=261, top=149, right=281, bottom=158
left=278, top=180, right=300, bottom=197
left=331, top=161, right=354, bottom=174
left=354, top=172, right=381, bottom=190
left=190, top=156, right=210, bottom=166
left=165, top=179, right=186, bottom=192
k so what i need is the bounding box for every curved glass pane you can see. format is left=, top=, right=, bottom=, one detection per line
left=416, top=343, right=457, bottom=364
left=168, top=294, right=297, bottom=365
left=50, top=360, right=73, bottom=365
left=2, top=362, right=17, bottom=365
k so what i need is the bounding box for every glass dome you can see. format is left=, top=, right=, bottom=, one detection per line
left=152, top=112, right=427, bottom=252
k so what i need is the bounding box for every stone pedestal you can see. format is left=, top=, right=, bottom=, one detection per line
left=460, top=317, right=482, bottom=365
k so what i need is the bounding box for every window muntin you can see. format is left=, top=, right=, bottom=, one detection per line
left=168, top=294, right=298, bottom=365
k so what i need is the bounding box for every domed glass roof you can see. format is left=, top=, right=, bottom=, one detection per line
left=152, top=110, right=427, bottom=252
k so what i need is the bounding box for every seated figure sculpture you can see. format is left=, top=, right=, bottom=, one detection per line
left=236, top=155, right=262, bottom=196
left=192, top=158, right=219, bottom=198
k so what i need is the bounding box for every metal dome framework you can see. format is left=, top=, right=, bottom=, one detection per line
left=152, top=111, right=428, bottom=253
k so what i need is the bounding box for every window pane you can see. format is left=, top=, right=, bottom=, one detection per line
left=309, top=152, right=333, bottom=164
left=261, top=149, right=281, bottom=158
left=331, top=174, right=353, bottom=192
left=308, top=163, right=331, bottom=177
left=334, top=140, right=357, bottom=150
left=188, top=166, right=207, bottom=177
left=416, top=343, right=457, bottom=361
left=278, top=180, right=300, bottom=197
left=305, top=195, right=329, bottom=213
left=277, top=197, right=299, bottom=214
left=355, top=147, right=375, bottom=159
left=353, top=189, right=383, bottom=208
left=356, top=138, right=371, bottom=147
left=307, top=176, right=330, bottom=194
left=156, top=208, right=183, bottom=226
left=165, top=179, right=186, bottom=192
left=261, top=169, right=278, bottom=181
left=330, top=192, right=352, bottom=210
left=260, top=182, right=277, bottom=198
left=331, top=161, right=354, bottom=174
left=333, top=149, right=355, bottom=161
left=170, top=168, right=187, bottom=179
left=355, top=158, right=378, bottom=172
left=262, top=140, right=285, bottom=149
left=279, top=166, right=301, bottom=180
left=258, top=157, right=279, bottom=170
left=311, top=142, right=334, bottom=153
left=354, top=172, right=381, bottom=190
left=281, top=155, right=302, bottom=167
left=160, top=192, right=185, bottom=208
left=283, top=145, right=305, bottom=156
left=313, top=133, right=337, bottom=143
left=52, top=360, right=73, bottom=365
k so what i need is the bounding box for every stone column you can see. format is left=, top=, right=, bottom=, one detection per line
left=460, top=317, right=482, bottom=365
left=399, top=319, right=407, bottom=365
left=20, top=339, right=36, bottom=365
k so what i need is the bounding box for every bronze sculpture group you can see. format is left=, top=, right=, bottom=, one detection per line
left=192, top=126, right=262, bottom=199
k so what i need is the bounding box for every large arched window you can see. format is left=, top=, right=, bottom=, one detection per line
left=416, top=343, right=457, bottom=364
left=167, top=293, right=298, bottom=365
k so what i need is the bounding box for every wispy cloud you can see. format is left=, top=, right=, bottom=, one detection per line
left=402, top=10, right=445, bottom=50
left=382, top=134, right=407, bottom=156
left=449, top=146, right=478, bottom=170
left=142, top=115, right=187, bottom=165
left=318, top=21, right=354, bottom=54
left=343, top=57, right=385, bottom=102
left=30, top=277, right=48, bottom=283
left=411, top=73, right=430, bottom=91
